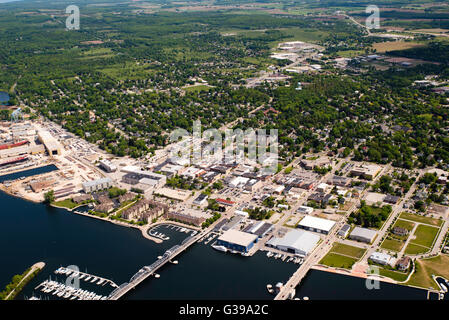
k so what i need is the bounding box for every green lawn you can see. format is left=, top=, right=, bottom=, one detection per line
left=404, top=243, right=430, bottom=255
left=330, top=243, right=366, bottom=259
left=52, top=199, right=78, bottom=209
left=319, top=253, right=358, bottom=269
left=393, top=219, right=415, bottom=231
left=406, top=254, right=449, bottom=290
left=183, top=85, right=212, bottom=93
left=378, top=268, right=409, bottom=282
left=399, top=212, right=443, bottom=227
left=380, top=238, right=404, bottom=252
left=410, top=225, right=440, bottom=248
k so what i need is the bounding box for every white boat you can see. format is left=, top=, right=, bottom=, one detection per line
left=90, top=277, right=98, bottom=283
left=267, top=284, right=274, bottom=293
left=79, top=274, right=85, bottom=280
left=85, top=276, right=91, bottom=281
left=97, top=279, right=105, bottom=285
left=440, top=282, right=448, bottom=293
left=212, top=244, right=228, bottom=252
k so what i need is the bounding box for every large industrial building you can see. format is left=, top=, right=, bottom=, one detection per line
left=349, top=227, right=377, bottom=244
left=37, top=130, right=62, bottom=156
left=121, top=166, right=166, bottom=188
left=82, top=177, right=113, bottom=193
left=0, top=143, right=45, bottom=158
left=266, top=229, right=320, bottom=257
left=297, top=216, right=336, bottom=235
left=216, top=229, right=258, bottom=253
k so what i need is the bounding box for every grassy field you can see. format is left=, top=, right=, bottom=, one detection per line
left=378, top=268, right=409, bottom=282
left=406, top=254, right=449, bottom=290
left=52, top=199, right=79, bottom=209
left=409, top=225, right=440, bottom=248
left=404, top=243, right=430, bottom=255
left=393, top=219, right=415, bottom=231
left=399, top=212, right=443, bottom=227
left=371, top=41, right=425, bottom=53
left=319, top=253, right=358, bottom=269
left=183, top=85, right=213, bottom=93
left=319, top=243, right=366, bottom=269
left=330, top=243, right=366, bottom=259
left=336, top=50, right=364, bottom=58
left=380, top=238, right=405, bottom=252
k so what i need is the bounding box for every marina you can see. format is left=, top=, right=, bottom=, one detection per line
left=0, top=188, right=438, bottom=300
left=54, top=266, right=118, bottom=288
left=35, top=279, right=107, bottom=300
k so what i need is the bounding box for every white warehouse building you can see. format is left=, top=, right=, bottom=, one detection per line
left=266, top=229, right=320, bottom=257
left=297, top=216, right=336, bottom=235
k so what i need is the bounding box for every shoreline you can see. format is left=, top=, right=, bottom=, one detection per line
left=2, top=261, right=45, bottom=300
left=311, top=264, right=436, bottom=294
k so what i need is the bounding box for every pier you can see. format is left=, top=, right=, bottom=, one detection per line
left=35, top=279, right=107, bottom=300
left=54, top=266, right=118, bottom=288
left=107, top=230, right=205, bottom=300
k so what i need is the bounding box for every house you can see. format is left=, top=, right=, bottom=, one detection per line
left=392, top=226, right=408, bottom=236
left=118, top=192, right=135, bottom=204
left=95, top=202, right=114, bottom=214
left=73, top=194, right=92, bottom=204
left=384, top=194, right=400, bottom=205
left=396, top=256, right=411, bottom=271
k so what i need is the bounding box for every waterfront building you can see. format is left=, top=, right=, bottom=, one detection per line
left=164, top=211, right=206, bottom=227
left=73, top=194, right=92, bottom=204
left=245, top=221, right=273, bottom=238
left=297, top=216, right=336, bottom=235
left=369, top=252, right=393, bottom=266
left=266, top=229, right=320, bottom=256
left=216, top=229, right=258, bottom=253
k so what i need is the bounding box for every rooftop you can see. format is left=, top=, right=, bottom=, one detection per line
left=218, top=229, right=258, bottom=247
left=298, top=215, right=336, bottom=232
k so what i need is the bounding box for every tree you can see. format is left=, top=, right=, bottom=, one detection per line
left=44, top=190, right=55, bottom=204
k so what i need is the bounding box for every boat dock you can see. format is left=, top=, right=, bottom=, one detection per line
left=54, top=266, right=118, bottom=288
left=35, top=279, right=107, bottom=300
left=107, top=230, right=206, bottom=300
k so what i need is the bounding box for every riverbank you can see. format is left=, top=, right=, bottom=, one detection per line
left=1, top=262, right=45, bottom=300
